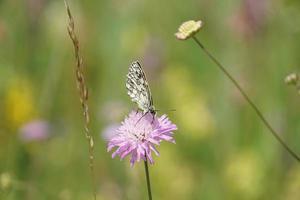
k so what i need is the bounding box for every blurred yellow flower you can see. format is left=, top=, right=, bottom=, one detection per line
left=162, top=65, right=214, bottom=140
left=224, top=151, right=263, bottom=199
left=175, top=20, right=203, bottom=40
left=123, top=146, right=195, bottom=199
left=152, top=146, right=195, bottom=200
left=0, top=172, right=12, bottom=190
left=4, top=78, right=35, bottom=128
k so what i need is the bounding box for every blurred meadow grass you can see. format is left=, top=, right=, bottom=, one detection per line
left=1, top=0, right=300, bottom=199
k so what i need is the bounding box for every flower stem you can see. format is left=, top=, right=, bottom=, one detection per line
left=144, top=159, right=153, bottom=200
left=192, top=36, right=300, bottom=162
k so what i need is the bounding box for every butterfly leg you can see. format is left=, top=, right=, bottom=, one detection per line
left=151, top=114, right=155, bottom=124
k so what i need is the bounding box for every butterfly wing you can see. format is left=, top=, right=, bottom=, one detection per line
left=126, top=61, right=153, bottom=113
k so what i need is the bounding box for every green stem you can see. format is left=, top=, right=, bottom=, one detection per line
left=192, top=36, right=300, bottom=162
left=144, top=159, right=153, bottom=200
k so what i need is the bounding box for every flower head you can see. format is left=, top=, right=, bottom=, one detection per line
left=19, top=120, right=50, bottom=142
left=175, top=20, right=203, bottom=40
left=285, top=73, right=299, bottom=86
left=107, top=111, right=177, bottom=166
left=5, top=78, right=35, bottom=127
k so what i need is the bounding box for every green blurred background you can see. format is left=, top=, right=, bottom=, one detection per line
left=1, top=0, right=300, bottom=199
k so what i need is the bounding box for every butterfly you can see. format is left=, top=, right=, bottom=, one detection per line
left=126, top=61, right=156, bottom=116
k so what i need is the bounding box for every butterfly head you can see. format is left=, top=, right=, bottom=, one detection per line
left=149, top=106, right=156, bottom=115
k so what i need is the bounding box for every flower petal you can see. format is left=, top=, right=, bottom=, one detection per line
left=107, top=110, right=177, bottom=166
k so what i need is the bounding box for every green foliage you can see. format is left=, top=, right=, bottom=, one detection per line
left=1, top=0, right=300, bottom=199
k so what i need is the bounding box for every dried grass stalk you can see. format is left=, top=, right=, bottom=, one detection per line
left=64, top=1, right=97, bottom=199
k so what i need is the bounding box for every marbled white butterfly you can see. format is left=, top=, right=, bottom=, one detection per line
left=126, top=61, right=156, bottom=116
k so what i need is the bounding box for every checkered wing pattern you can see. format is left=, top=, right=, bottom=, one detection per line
left=126, top=61, right=154, bottom=113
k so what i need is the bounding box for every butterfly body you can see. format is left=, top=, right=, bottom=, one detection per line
left=126, top=61, right=156, bottom=116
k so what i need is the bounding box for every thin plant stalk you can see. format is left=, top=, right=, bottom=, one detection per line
left=64, top=1, right=97, bottom=199
left=192, top=36, right=300, bottom=162
left=144, top=159, right=153, bottom=200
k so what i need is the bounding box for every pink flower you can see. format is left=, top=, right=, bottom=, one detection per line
left=19, top=120, right=50, bottom=142
left=107, top=111, right=177, bottom=166
left=228, top=0, right=268, bottom=39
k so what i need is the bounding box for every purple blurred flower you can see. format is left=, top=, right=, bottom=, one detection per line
left=229, top=0, right=268, bottom=39
left=101, top=124, right=119, bottom=142
left=107, top=111, right=177, bottom=166
left=19, top=120, right=50, bottom=142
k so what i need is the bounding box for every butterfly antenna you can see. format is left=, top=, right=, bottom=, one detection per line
left=154, top=109, right=176, bottom=113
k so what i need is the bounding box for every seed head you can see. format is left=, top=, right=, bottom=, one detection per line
left=285, top=73, right=299, bottom=86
